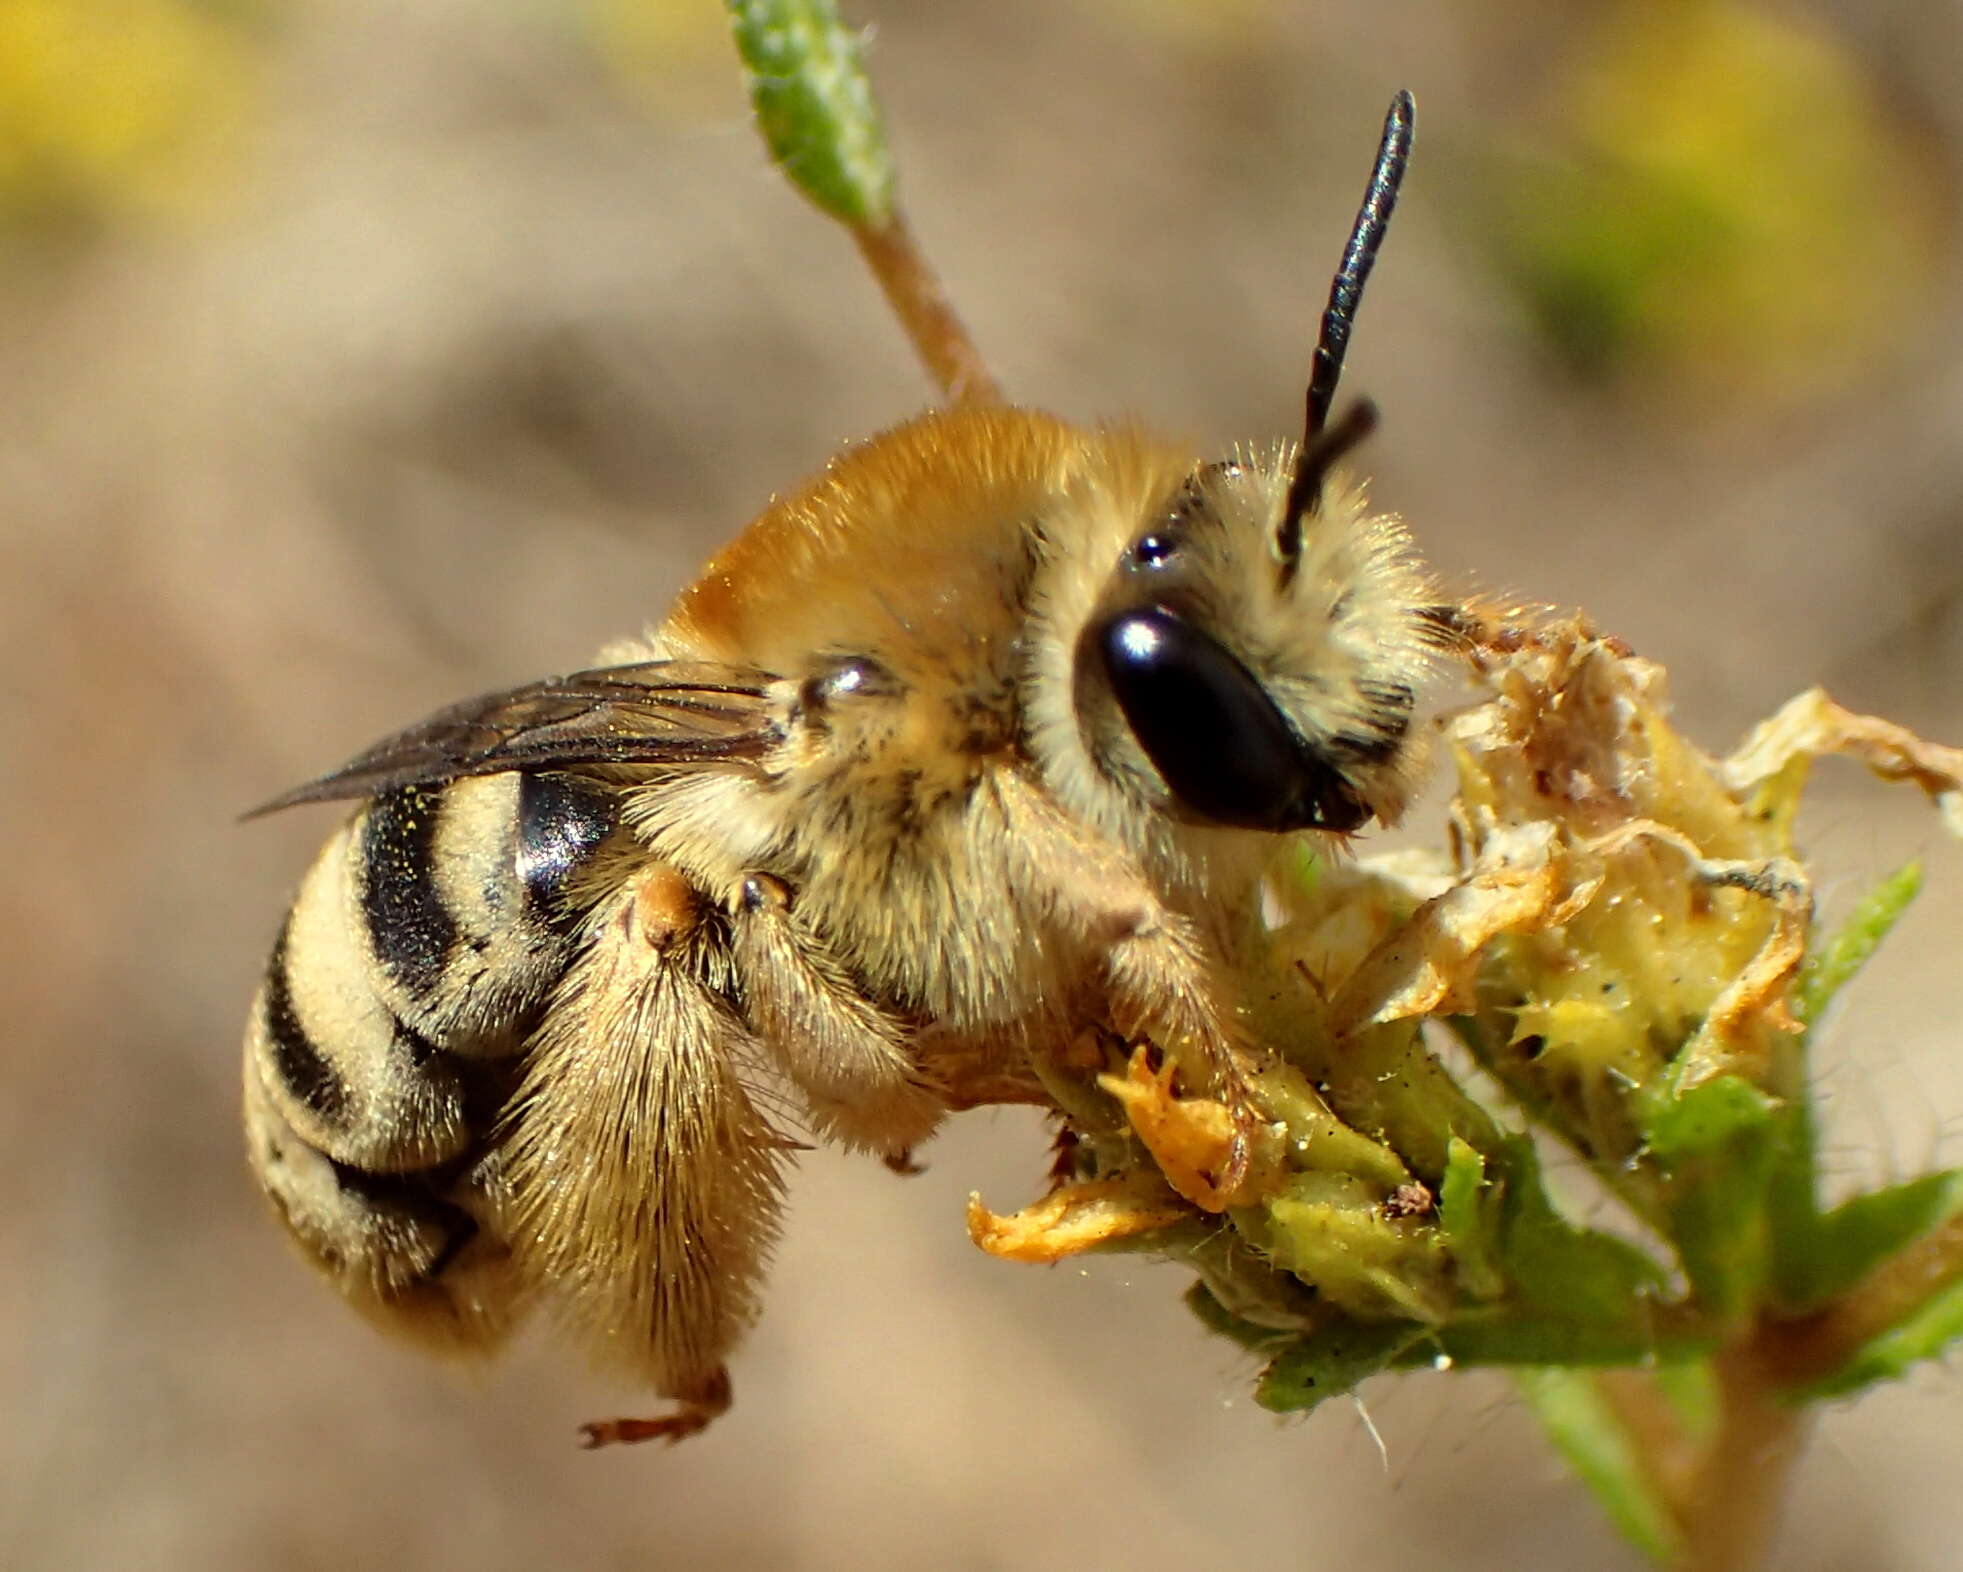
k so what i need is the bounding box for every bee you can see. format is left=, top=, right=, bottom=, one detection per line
left=243, top=91, right=1444, bottom=1446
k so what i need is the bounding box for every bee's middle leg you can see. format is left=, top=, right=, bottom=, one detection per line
left=732, top=872, right=946, bottom=1161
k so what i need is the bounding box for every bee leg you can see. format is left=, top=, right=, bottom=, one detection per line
left=882, top=1147, right=927, bottom=1176
left=1099, top=924, right=1260, bottom=1207
left=578, top=1367, right=733, bottom=1449
left=993, top=773, right=1259, bottom=1209
left=507, top=867, right=786, bottom=1451
left=733, top=871, right=946, bottom=1162
left=1047, top=1123, right=1083, bottom=1187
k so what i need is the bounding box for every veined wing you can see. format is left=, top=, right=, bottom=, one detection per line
left=249, top=661, right=781, bottom=815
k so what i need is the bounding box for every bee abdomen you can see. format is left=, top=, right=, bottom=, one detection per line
left=357, top=785, right=457, bottom=1002
left=252, top=772, right=623, bottom=1172
left=246, top=768, right=622, bottom=1343
left=357, top=775, right=619, bottom=1046
left=250, top=839, right=472, bottom=1174
left=244, top=1056, right=511, bottom=1349
left=516, top=771, right=618, bottom=908
left=257, top=921, right=356, bottom=1131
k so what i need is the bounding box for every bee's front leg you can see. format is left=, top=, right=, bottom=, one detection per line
left=1089, top=907, right=1262, bottom=1209
left=992, top=774, right=1261, bottom=1210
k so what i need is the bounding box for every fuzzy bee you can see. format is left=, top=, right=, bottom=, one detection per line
left=243, top=92, right=1444, bottom=1445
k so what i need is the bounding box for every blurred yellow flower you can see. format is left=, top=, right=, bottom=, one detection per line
left=0, top=0, right=263, bottom=229
left=582, top=0, right=744, bottom=121
left=1072, top=0, right=1268, bottom=47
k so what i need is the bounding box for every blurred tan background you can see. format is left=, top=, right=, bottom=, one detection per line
left=2, top=1, right=1960, bottom=1567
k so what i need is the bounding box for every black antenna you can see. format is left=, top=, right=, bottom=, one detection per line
left=1279, top=89, right=1414, bottom=561
left=1307, top=89, right=1414, bottom=440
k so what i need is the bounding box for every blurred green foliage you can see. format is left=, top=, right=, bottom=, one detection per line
left=1476, top=0, right=1944, bottom=407
left=723, top=0, right=895, bottom=226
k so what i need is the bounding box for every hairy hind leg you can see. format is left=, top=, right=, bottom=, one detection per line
left=578, top=1366, right=733, bottom=1449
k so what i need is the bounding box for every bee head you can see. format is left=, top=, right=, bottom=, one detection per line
left=1079, top=421, right=1438, bottom=836
left=1075, top=89, right=1435, bottom=839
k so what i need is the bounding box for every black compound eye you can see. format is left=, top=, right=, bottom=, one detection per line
left=1096, top=605, right=1370, bottom=833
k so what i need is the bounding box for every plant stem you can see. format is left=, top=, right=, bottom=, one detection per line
left=1595, top=1370, right=1700, bottom=1509
left=1671, top=1341, right=1813, bottom=1572
left=1639, top=1210, right=1963, bottom=1569
left=1759, top=1209, right=1963, bottom=1386
left=852, top=212, right=1002, bottom=404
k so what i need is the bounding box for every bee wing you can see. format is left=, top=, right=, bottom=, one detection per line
left=249, top=660, right=782, bottom=815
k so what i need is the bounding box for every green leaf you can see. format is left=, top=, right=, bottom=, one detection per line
left=1407, top=1312, right=1713, bottom=1368
left=1643, top=1072, right=1777, bottom=1160
left=1516, top=1369, right=1684, bottom=1563
left=1255, top=1320, right=1426, bottom=1414
left=1439, top=1137, right=1506, bottom=1300
left=1767, top=865, right=1924, bottom=1305
left=1776, top=1170, right=1963, bottom=1312
left=1253, top=1300, right=1718, bottom=1418
left=1764, top=1101, right=1823, bottom=1308
left=1496, top=1140, right=1670, bottom=1324
left=725, top=0, right=895, bottom=225
left=1797, top=1269, right=1963, bottom=1401
left=1177, top=1228, right=1324, bottom=1336
left=1393, top=1139, right=1696, bottom=1368
left=1641, top=1075, right=1778, bottom=1320
left=1649, top=1356, right=1719, bottom=1442
left=1796, top=861, right=1922, bottom=1026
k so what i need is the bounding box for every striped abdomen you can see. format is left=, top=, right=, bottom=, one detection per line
left=244, top=770, right=618, bottom=1345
